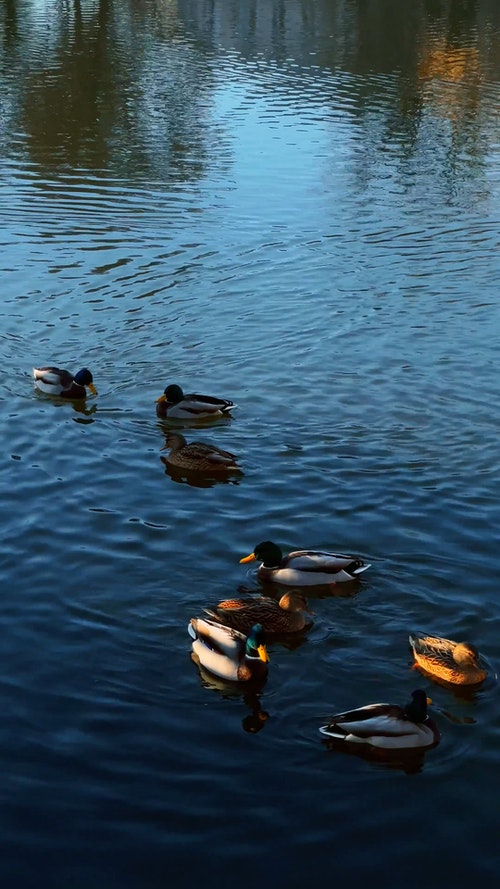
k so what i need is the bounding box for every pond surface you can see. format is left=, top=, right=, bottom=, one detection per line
left=1, top=0, right=499, bottom=885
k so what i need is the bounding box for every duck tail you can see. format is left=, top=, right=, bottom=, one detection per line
left=352, top=562, right=371, bottom=575
left=319, top=724, right=348, bottom=740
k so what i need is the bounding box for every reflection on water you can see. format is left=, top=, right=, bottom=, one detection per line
left=156, top=415, right=234, bottom=431
left=321, top=736, right=432, bottom=775
left=250, top=576, right=364, bottom=600
left=34, top=391, right=98, bottom=418
left=160, top=455, right=243, bottom=487
left=191, top=652, right=269, bottom=732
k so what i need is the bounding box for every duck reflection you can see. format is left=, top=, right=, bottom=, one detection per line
left=72, top=402, right=98, bottom=423
left=158, top=414, right=233, bottom=431
left=256, top=577, right=361, bottom=601
left=34, top=390, right=98, bottom=422
left=321, top=737, right=430, bottom=775
left=161, top=456, right=242, bottom=487
left=191, top=658, right=269, bottom=735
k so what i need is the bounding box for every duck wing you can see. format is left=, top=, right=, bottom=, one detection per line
left=188, top=616, right=245, bottom=658
left=286, top=550, right=368, bottom=575
left=212, top=595, right=274, bottom=612
left=409, top=633, right=455, bottom=667
left=181, top=393, right=235, bottom=415
left=33, top=367, right=74, bottom=389
left=320, top=703, right=408, bottom=737
left=185, top=442, right=237, bottom=464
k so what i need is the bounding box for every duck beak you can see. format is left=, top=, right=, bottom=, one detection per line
left=88, top=383, right=97, bottom=395
left=156, top=394, right=167, bottom=403
left=426, top=696, right=432, bottom=705
left=240, top=552, right=256, bottom=564
left=258, top=644, right=269, bottom=663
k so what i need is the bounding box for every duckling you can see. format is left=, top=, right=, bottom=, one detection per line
left=409, top=633, right=487, bottom=685
left=188, top=617, right=268, bottom=682
left=33, top=366, right=97, bottom=399
left=163, top=432, right=240, bottom=473
left=319, top=689, right=440, bottom=750
left=240, top=540, right=370, bottom=586
left=156, top=384, right=235, bottom=420
left=204, top=591, right=312, bottom=635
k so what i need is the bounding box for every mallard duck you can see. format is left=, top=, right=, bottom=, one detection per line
left=188, top=617, right=269, bottom=682
left=319, top=689, right=440, bottom=750
left=204, top=591, right=312, bottom=635
left=33, top=366, right=97, bottom=399
left=156, top=384, right=236, bottom=420
left=163, top=432, right=240, bottom=473
left=240, top=540, right=370, bottom=586
left=409, top=633, right=487, bottom=685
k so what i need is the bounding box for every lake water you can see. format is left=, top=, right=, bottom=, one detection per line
left=1, top=0, right=499, bottom=885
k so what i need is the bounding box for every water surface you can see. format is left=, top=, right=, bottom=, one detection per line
left=0, top=1, right=499, bottom=885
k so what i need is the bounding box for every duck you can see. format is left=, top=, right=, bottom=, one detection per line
left=319, top=689, right=440, bottom=750
left=188, top=617, right=269, bottom=682
left=204, top=591, right=312, bottom=635
left=33, top=366, right=97, bottom=399
left=163, top=432, right=241, bottom=473
left=409, top=632, right=487, bottom=686
left=156, top=384, right=236, bottom=420
left=240, top=540, right=370, bottom=586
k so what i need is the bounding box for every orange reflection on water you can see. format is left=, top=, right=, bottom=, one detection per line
left=418, top=42, right=479, bottom=83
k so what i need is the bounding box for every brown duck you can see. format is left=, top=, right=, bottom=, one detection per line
left=162, top=432, right=240, bottom=473
left=205, top=592, right=312, bottom=635
left=409, top=632, right=487, bottom=685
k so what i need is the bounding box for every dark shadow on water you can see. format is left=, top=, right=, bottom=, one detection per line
left=34, top=390, right=98, bottom=422
left=72, top=403, right=98, bottom=423
left=161, top=456, right=243, bottom=488
left=255, top=577, right=364, bottom=600
left=191, top=654, right=269, bottom=734
left=156, top=414, right=233, bottom=432
left=320, top=737, right=435, bottom=775
left=269, top=631, right=310, bottom=652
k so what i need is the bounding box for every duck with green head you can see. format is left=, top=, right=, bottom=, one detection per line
left=240, top=540, right=370, bottom=586
left=319, top=689, right=440, bottom=750
left=156, top=384, right=236, bottom=420
left=33, top=366, right=97, bottom=399
left=188, top=617, right=269, bottom=682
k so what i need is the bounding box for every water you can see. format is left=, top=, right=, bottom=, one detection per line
left=1, top=0, right=499, bottom=885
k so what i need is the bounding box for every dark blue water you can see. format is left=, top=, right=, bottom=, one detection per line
left=0, top=1, right=499, bottom=885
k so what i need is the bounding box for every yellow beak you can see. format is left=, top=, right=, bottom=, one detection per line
left=258, top=644, right=269, bottom=663
left=156, top=393, right=167, bottom=403
left=88, top=383, right=97, bottom=395
left=426, top=696, right=432, bottom=705
left=240, top=552, right=256, bottom=564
